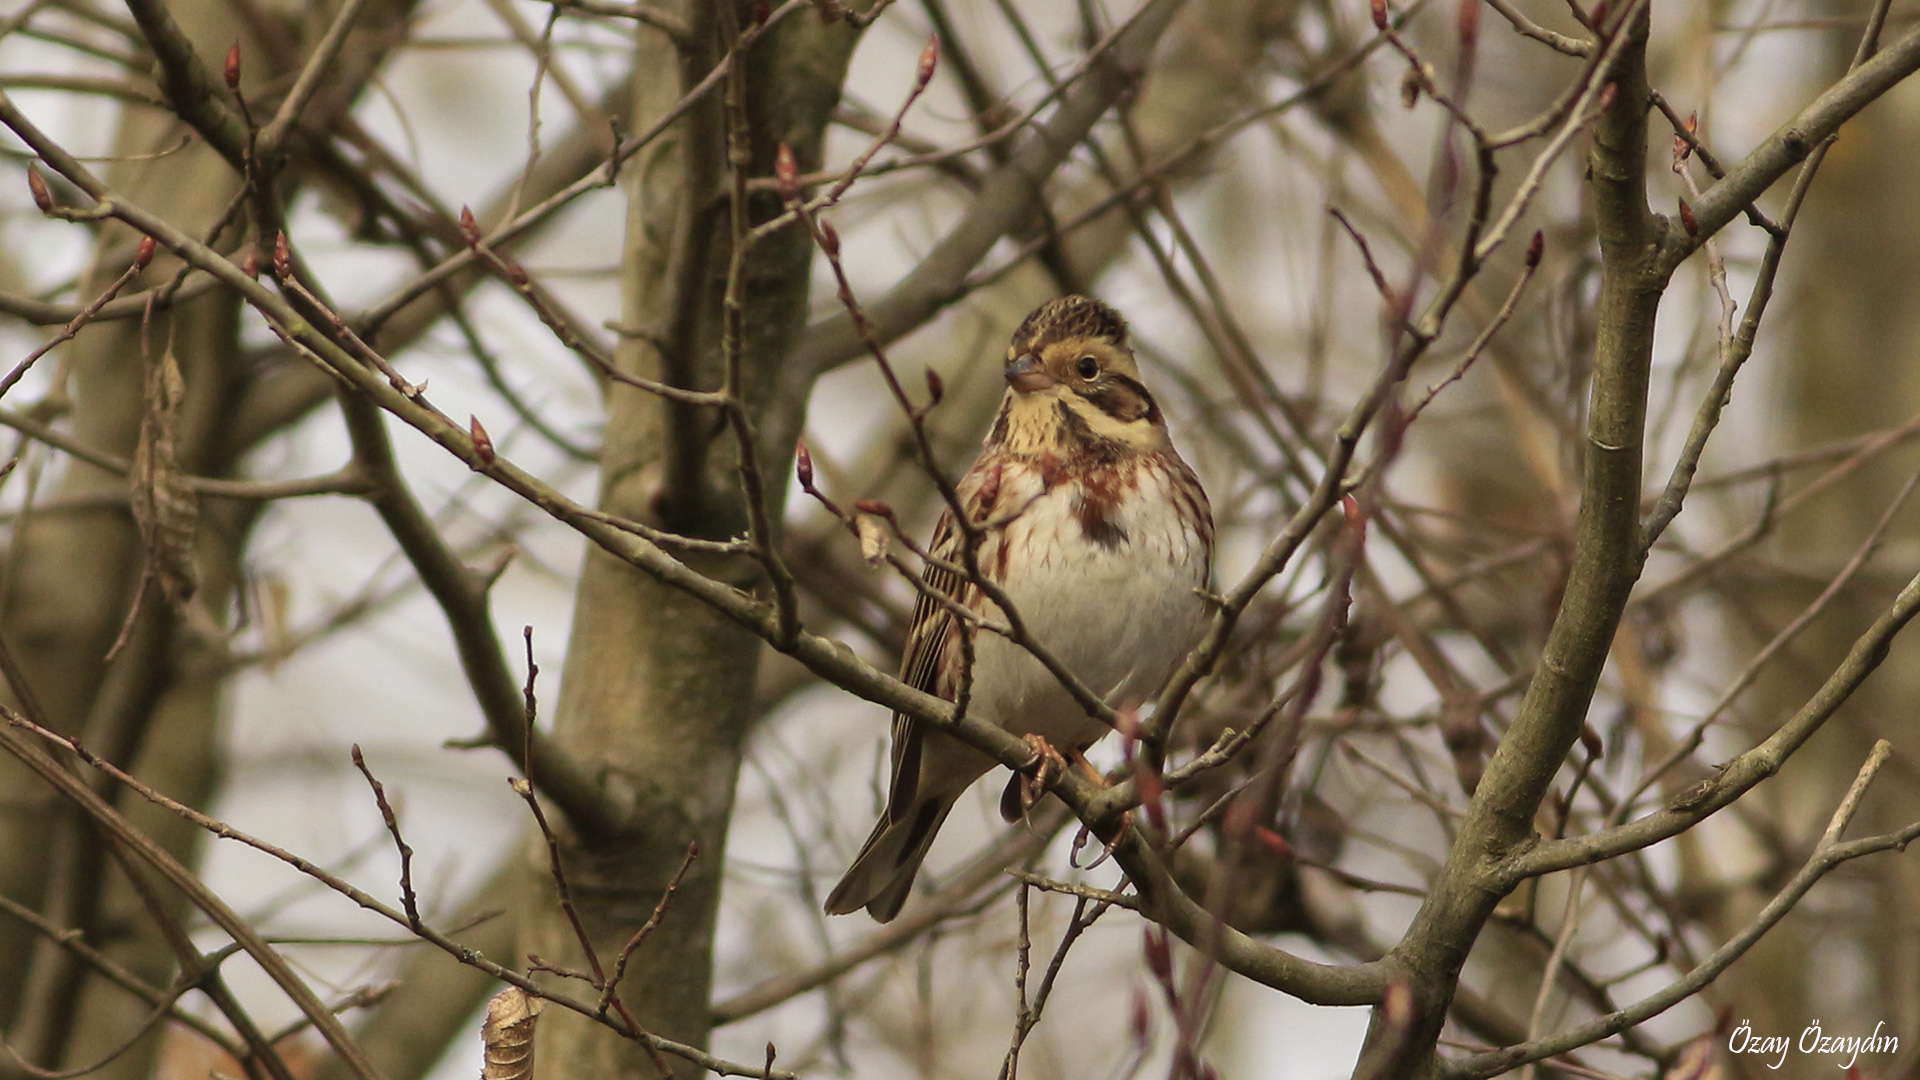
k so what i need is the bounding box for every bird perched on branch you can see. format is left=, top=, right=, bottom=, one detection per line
left=825, top=295, right=1214, bottom=922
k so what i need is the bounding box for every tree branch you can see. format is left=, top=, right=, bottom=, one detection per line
left=1668, top=19, right=1920, bottom=265
left=784, top=0, right=1187, bottom=374
left=1449, top=742, right=1917, bottom=1080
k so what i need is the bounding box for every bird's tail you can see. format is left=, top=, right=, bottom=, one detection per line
left=823, top=796, right=954, bottom=922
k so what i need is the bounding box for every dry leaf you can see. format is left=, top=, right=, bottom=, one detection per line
left=481, top=987, right=543, bottom=1080
left=129, top=348, right=197, bottom=608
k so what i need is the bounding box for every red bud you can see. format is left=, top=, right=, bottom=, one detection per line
left=853, top=498, right=892, bottom=518
left=1526, top=230, right=1544, bottom=267
left=1254, top=826, right=1293, bottom=857
left=924, top=368, right=943, bottom=406
left=470, top=415, right=495, bottom=466
left=1130, top=989, right=1151, bottom=1042
left=1456, top=0, right=1479, bottom=46
left=225, top=42, right=241, bottom=90
left=1598, top=81, right=1617, bottom=113
left=1370, top=0, right=1388, bottom=29
left=458, top=205, right=481, bottom=247
left=1589, top=0, right=1608, bottom=27
left=818, top=218, right=841, bottom=257
left=134, top=235, right=157, bottom=269
left=1341, top=492, right=1367, bottom=544
left=795, top=440, right=814, bottom=488
left=916, top=35, right=938, bottom=91
left=775, top=143, right=799, bottom=201
left=273, top=231, right=292, bottom=278
left=1675, top=117, right=1698, bottom=165
left=501, top=257, right=529, bottom=287
left=1678, top=199, right=1698, bottom=237
left=1142, top=927, right=1172, bottom=983
left=241, top=248, right=259, bottom=279
left=26, top=166, right=51, bottom=214
left=1580, top=723, right=1603, bottom=757
left=1135, top=757, right=1164, bottom=810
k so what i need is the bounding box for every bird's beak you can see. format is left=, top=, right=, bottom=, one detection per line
left=1005, top=356, right=1055, bottom=394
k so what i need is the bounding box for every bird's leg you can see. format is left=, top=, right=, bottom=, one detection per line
left=1069, top=760, right=1134, bottom=871
left=1067, top=747, right=1107, bottom=785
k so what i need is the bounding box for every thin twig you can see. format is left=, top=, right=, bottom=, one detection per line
left=350, top=745, right=421, bottom=931
left=1449, top=743, right=1914, bottom=1080
left=600, top=842, right=699, bottom=1016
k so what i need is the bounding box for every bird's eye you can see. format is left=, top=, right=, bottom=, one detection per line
left=1075, top=355, right=1101, bottom=379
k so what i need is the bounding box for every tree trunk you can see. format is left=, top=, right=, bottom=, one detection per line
left=520, top=9, right=860, bottom=1076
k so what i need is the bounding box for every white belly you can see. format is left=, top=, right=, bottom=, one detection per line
left=967, top=464, right=1209, bottom=748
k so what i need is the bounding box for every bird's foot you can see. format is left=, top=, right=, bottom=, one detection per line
left=1000, top=734, right=1069, bottom=823
left=1070, top=823, right=1129, bottom=871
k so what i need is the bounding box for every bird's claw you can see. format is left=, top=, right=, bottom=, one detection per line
left=998, top=734, right=1069, bottom=822
left=1070, top=811, right=1133, bottom=870
left=1020, top=733, right=1067, bottom=813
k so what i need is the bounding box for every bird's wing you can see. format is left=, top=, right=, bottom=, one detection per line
left=883, top=504, right=972, bottom=822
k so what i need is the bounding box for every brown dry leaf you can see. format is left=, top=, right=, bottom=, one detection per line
left=481, top=987, right=543, bottom=1080
left=129, top=347, right=198, bottom=608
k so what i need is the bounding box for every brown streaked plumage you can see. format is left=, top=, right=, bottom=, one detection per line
left=825, top=296, right=1213, bottom=922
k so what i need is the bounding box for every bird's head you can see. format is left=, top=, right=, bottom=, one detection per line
left=993, top=296, right=1166, bottom=456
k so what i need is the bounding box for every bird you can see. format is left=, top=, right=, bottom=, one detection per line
left=824, top=295, right=1215, bottom=922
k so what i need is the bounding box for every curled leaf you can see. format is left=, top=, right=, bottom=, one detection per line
left=130, top=350, right=198, bottom=611
left=480, top=987, right=543, bottom=1080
